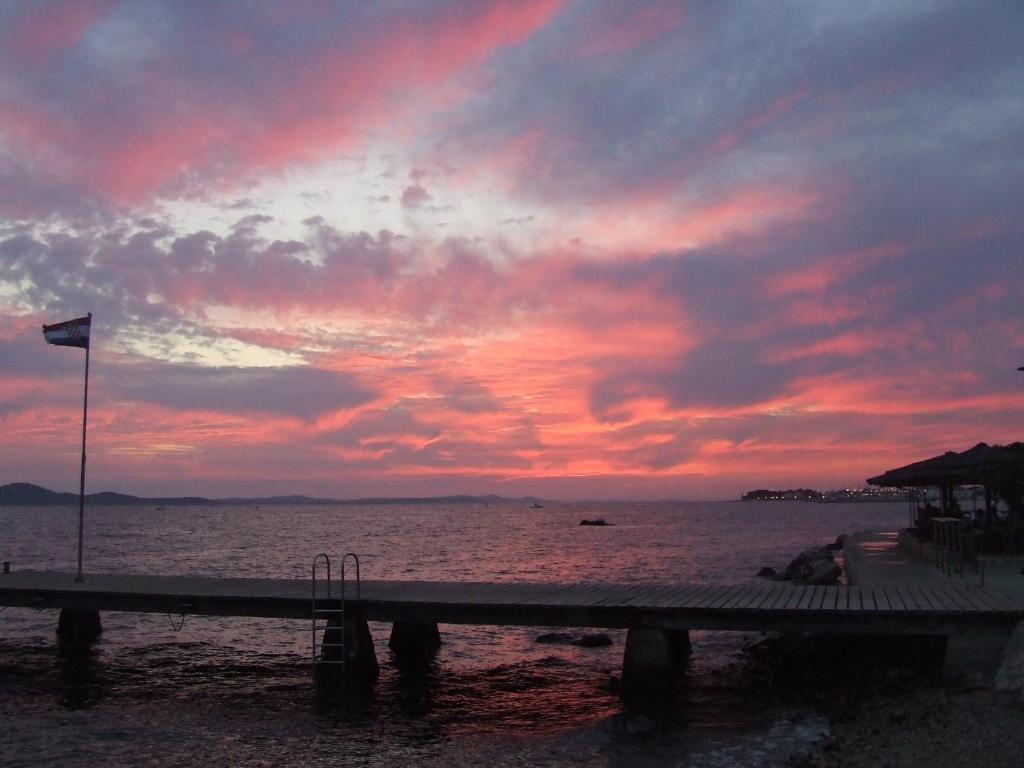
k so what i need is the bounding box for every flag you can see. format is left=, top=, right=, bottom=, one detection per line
left=42, top=314, right=91, bottom=349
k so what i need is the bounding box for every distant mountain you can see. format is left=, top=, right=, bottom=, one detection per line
left=0, top=483, right=216, bottom=506
left=0, top=483, right=80, bottom=505
left=320, top=494, right=515, bottom=506
left=0, top=482, right=540, bottom=508
left=219, top=494, right=330, bottom=505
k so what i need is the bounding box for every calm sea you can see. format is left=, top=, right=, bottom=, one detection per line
left=0, top=500, right=907, bottom=767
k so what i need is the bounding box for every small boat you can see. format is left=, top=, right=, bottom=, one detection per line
left=530, top=503, right=543, bottom=509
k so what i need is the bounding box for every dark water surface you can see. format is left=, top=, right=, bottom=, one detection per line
left=0, top=500, right=906, bottom=766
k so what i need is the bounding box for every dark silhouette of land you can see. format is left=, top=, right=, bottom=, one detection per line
left=741, top=487, right=908, bottom=502
left=0, top=482, right=541, bottom=507
left=742, top=488, right=822, bottom=501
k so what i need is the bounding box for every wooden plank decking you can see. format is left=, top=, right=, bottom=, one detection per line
left=2, top=571, right=1021, bottom=636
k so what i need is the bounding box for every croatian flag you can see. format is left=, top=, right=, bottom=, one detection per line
left=42, top=314, right=91, bottom=349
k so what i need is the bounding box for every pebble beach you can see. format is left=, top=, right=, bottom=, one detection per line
left=791, top=686, right=1024, bottom=768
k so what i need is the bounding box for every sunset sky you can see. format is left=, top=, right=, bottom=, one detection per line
left=1, top=1, right=1022, bottom=500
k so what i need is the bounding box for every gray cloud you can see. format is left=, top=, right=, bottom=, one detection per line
left=2, top=0, right=1023, bottom=496
left=400, top=183, right=431, bottom=209
left=441, top=1, right=1024, bottom=210
left=109, top=363, right=374, bottom=419
left=319, top=406, right=441, bottom=447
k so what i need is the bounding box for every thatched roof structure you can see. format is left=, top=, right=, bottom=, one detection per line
left=866, top=442, right=1024, bottom=489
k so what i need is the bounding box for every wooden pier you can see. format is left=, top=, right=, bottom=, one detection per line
left=2, top=570, right=1022, bottom=695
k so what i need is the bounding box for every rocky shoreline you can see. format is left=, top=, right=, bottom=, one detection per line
left=758, top=535, right=846, bottom=585
left=748, top=536, right=1024, bottom=766
left=788, top=686, right=1024, bottom=767
left=733, top=632, right=1024, bottom=767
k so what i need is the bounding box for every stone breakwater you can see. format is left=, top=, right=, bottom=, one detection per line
left=758, top=535, right=846, bottom=585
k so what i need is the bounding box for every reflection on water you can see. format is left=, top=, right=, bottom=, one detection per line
left=0, top=500, right=905, bottom=767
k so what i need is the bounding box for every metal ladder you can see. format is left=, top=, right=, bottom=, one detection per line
left=311, top=552, right=361, bottom=672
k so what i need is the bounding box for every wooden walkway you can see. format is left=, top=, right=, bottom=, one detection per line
left=2, top=571, right=1022, bottom=636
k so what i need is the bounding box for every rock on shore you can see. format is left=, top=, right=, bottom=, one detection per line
left=783, top=548, right=842, bottom=584
left=758, top=537, right=844, bottom=585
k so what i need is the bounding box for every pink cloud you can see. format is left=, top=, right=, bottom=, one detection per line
left=781, top=371, right=1024, bottom=421
left=96, top=116, right=231, bottom=202
left=576, top=3, right=687, bottom=57
left=0, top=103, right=63, bottom=150
left=764, top=329, right=896, bottom=364
left=3, top=0, right=565, bottom=205
left=12, top=210, right=1015, bottom=496
left=442, top=122, right=575, bottom=199
left=2, top=2, right=1024, bottom=500
left=764, top=243, right=905, bottom=298
left=713, top=86, right=810, bottom=153
left=570, top=184, right=821, bottom=254
left=214, top=0, right=564, bottom=190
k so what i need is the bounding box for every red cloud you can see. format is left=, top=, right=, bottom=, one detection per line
left=569, top=184, right=821, bottom=254
left=764, top=243, right=905, bottom=298
left=3, top=0, right=564, bottom=204
left=713, top=86, right=810, bottom=154
left=576, top=3, right=686, bottom=57
left=242, top=0, right=562, bottom=173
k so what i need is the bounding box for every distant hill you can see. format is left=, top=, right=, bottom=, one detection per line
left=0, top=482, right=539, bottom=508
left=0, top=483, right=216, bottom=506
left=0, top=483, right=80, bottom=505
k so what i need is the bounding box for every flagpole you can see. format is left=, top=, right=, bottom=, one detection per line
left=75, top=312, right=92, bottom=583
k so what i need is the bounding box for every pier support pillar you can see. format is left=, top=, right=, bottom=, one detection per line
left=389, top=621, right=441, bottom=663
left=666, top=629, right=692, bottom=661
left=315, top=609, right=378, bottom=690
left=57, top=608, right=102, bottom=651
left=621, top=628, right=689, bottom=701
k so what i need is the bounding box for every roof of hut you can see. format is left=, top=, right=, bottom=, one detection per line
left=866, top=442, right=1024, bottom=488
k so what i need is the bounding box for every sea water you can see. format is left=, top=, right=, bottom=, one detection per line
left=0, top=500, right=907, bottom=767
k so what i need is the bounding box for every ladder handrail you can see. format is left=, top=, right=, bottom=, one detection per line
left=312, top=553, right=345, bottom=666
left=341, top=552, right=360, bottom=600
left=311, top=552, right=361, bottom=672
left=312, top=553, right=332, bottom=600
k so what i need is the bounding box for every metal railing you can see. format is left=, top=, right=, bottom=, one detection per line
left=311, top=553, right=344, bottom=668
left=311, top=552, right=361, bottom=672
